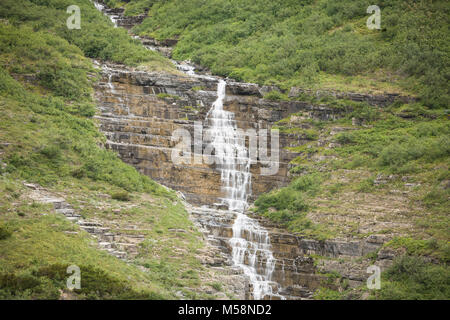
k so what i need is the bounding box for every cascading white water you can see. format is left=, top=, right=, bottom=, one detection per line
left=105, top=66, right=132, bottom=116
left=92, top=1, right=118, bottom=27
left=206, top=80, right=251, bottom=212
left=94, top=2, right=284, bottom=298
left=107, top=73, right=116, bottom=94
left=206, top=81, right=283, bottom=300
left=93, top=1, right=104, bottom=12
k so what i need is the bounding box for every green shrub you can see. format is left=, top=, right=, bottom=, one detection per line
left=254, top=173, right=324, bottom=231
left=314, top=287, right=343, bottom=300
left=351, top=105, right=381, bottom=123
left=357, top=178, right=375, bottom=193
left=328, top=183, right=344, bottom=195
left=131, top=0, right=449, bottom=108
left=422, top=187, right=449, bottom=209
left=0, top=224, right=12, bottom=240
left=0, top=264, right=163, bottom=300
left=181, top=270, right=199, bottom=280
left=157, top=93, right=179, bottom=99
left=111, top=191, right=131, bottom=201
left=255, top=188, right=308, bottom=213
left=0, top=272, right=60, bottom=299
left=291, top=173, right=321, bottom=194
left=336, top=132, right=356, bottom=145
left=333, top=116, right=449, bottom=177
left=377, top=136, right=449, bottom=171
left=385, top=237, right=449, bottom=262
left=375, top=255, right=450, bottom=300
left=263, top=90, right=287, bottom=101
left=255, top=173, right=320, bottom=214
left=39, top=145, right=62, bottom=160
left=211, top=282, right=223, bottom=291
left=289, top=165, right=306, bottom=175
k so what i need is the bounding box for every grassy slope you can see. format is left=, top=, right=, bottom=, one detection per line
left=0, top=0, right=448, bottom=300
left=105, top=0, right=450, bottom=299
left=0, top=1, right=213, bottom=299
left=0, top=0, right=175, bottom=72
left=112, top=0, right=448, bottom=108
left=254, top=97, right=449, bottom=299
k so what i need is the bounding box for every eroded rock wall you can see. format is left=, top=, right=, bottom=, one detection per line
left=94, top=65, right=340, bottom=206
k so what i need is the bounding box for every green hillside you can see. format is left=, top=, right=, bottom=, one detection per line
left=109, top=0, right=449, bottom=108
left=0, top=0, right=448, bottom=301
left=102, top=0, right=450, bottom=299
left=253, top=100, right=449, bottom=299
left=0, top=0, right=212, bottom=300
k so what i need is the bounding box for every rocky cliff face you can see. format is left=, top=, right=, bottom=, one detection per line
left=93, top=64, right=336, bottom=206
left=91, top=3, right=400, bottom=299
left=93, top=62, right=395, bottom=299
left=190, top=205, right=394, bottom=299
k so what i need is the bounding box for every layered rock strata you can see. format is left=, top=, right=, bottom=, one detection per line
left=91, top=2, right=400, bottom=299
left=93, top=64, right=333, bottom=206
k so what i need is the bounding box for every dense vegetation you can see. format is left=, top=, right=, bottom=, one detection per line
left=0, top=0, right=212, bottom=300
left=0, top=0, right=175, bottom=191
left=0, top=0, right=173, bottom=69
left=254, top=97, right=449, bottom=299
left=110, top=0, right=448, bottom=108
left=256, top=100, right=449, bottom=237
left=375, top=255, right=450, bottom=300
left=0, top=24, right=166, bottom=193
left=0, top=263, right=163, bottom=299
left=0, top=0, right=448, bottom=301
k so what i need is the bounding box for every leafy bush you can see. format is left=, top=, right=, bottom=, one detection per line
left=0, top=264, right=163, bottom=300
left=0, top=272, right=60, bottom=299
left=378, top=136, right=449, bottom=170
left=422, top=187, right=449, bottom=211
left=0, top=224, right=12, bottom=240
left=254, top=173, right=326, bottom=233
left=375, top=255, right=450, bottom=300
left=111, top=191, right=131, bottom=201
left=351, top=105, right=381, bottom=123
left=290, top=173, right=321, bottom=194
left=157, top=93, right=180, bottom=100
left=333, top=116, right=449, bottom=174
left=255, top=188, right=308, bottom=213
left=335, top=132, right=356, bottom=145
left=314, top=287, right=343, bottom=300
left=263, top=90, right=287, bottom=101
left=39, top=145, right=62, bottom=160
left=386, top=237, right=449, bottom=262
left=211, top=282, right=223, bottom=291
left=0, top=0, right=172, bottom=69
left=131, top=0, right=449, bottom=108
left=357, top=178, right=375, bottom=193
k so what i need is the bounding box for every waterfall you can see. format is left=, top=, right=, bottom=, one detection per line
left=206, top=80, right=250, bottom=212
left=206, top=81, right=283, bottom=300
left=92, top=1, right=118, bottom=27
left=107, top=73, right=116, bottom=94
left=94, top=2, right=284, bottom=299
left=105, top=67, right=132, bottom=116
